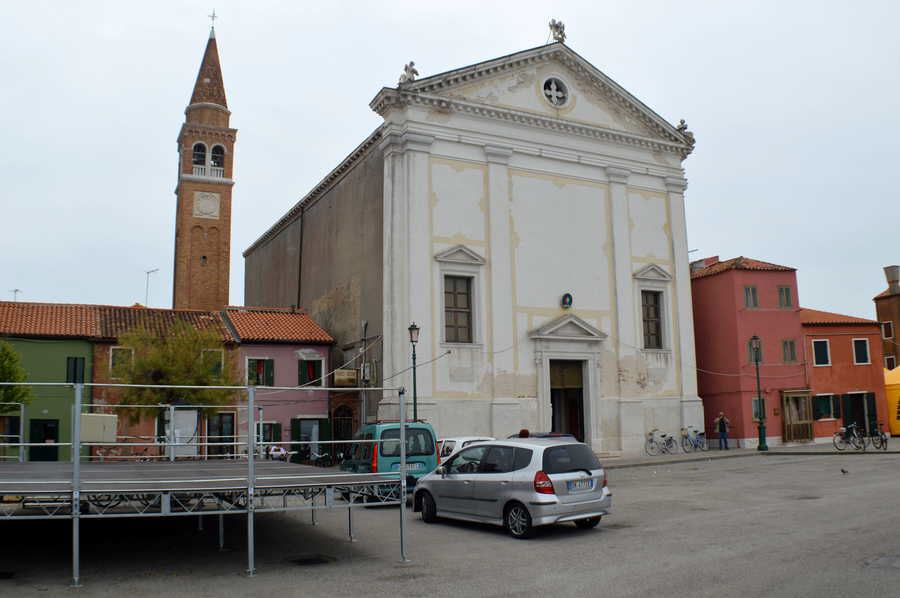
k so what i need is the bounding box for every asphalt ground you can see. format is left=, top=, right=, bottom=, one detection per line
left=2, top=453, right=898, bottom=597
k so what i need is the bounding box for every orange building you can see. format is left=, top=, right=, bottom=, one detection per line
left=799, top=308, right=889, bottom=440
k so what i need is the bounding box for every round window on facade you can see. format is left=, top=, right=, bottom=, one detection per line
left=542, top=77, right=568, bottom=107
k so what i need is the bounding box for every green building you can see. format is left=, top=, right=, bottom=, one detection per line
left=0, top=302, right=99, bottom=462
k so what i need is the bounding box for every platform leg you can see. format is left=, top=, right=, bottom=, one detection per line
left=247, top=494, right=256, bottom=576
left=311, top=493, right=317, bottom=526
left=72, top=503, right=81, bottom=587
left=218, top=513, right=225, bottom=551
left=348, top=503, right=356, bottom=542
left=71, top=383, right=83, bottom=586
left=197, top=514, right=204, bottom=532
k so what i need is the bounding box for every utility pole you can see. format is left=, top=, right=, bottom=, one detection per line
left=144, top=269, right=159, bottom=306
left=9, top=289, right=22, bottom=301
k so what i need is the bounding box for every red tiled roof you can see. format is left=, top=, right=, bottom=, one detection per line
left=691, top=256, right=795, bottom=279
left=94, top=305, right=234, bottom=342
left=799, top=308, right=878, bottom=327
left=0, top=301, right=101, bottom=338
left=223, top=307, right=333, bottom=344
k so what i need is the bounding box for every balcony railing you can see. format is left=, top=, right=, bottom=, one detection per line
left=191, top=165, right=225, bottom=178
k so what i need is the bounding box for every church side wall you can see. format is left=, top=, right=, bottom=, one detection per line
left=244, top=219, right=301, bottom=308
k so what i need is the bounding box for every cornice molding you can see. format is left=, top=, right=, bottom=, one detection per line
left=180, top=174, right=235, bottom=186
left=185, top=102, right=231, bottom=115
left=483, top=145, right=514, bottom=165
left=371, top=90, right=692, bottom=158
left=665, top=177, right=688, bottom=193
left=378, top=131, right=434, bottom=156
left=370, top=43, right=695, bottom=158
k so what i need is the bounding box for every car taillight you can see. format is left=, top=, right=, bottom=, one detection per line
left=371, top=443, right=378, bottom=473
left=533, top=470, right=555, bottom=494
left=435, top=441, right=441, bottom=465
left=602, top=474, right=607, bottom=488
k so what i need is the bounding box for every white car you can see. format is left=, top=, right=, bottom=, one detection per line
left=438, top=436, right=494, bottom=459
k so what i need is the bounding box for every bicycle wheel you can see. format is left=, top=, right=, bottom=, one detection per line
left=665, top=437, right=678, bottom=453
left=850, top=433, right=865, bottom=451
left=833, top=432, right=847, bottom=451
left=698, top=435, right=709, bottom=451
left=872, top=433, right=884, bottom=450
left=645, top=439, right=660, bottom=456
left=681, top=437, right=693, bottom=452
left=881, top=433, right=888, bottom=451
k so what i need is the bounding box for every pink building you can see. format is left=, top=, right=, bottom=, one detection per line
left=691, top=257, right=806, bottom=447
left=691, top=256, right=889, bottom=447
left=223, top=307, right=335, bottom=458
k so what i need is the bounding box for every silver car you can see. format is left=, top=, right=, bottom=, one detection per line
left=413, top=438, right=611, bottom=538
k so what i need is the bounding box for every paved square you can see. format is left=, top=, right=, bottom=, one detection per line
left=2, top=454, right=898, bottom=597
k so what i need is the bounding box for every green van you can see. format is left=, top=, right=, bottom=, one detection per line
left=340, top=421, right=440, bottom=491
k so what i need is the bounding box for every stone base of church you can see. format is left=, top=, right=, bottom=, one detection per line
left=378, top=394, right=704, bottom=457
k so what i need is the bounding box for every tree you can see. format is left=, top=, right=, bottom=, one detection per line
left=115, top=321, right=239, bottom=422
left=0, top=340, right=31, bottom=414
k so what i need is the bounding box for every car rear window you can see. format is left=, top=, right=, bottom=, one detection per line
left=541, top=444, right=600, bottom=474
left=380, top=428, right=435, bottom=457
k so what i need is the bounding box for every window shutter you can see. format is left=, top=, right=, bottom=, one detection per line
left=264, top=360, right=274, bottom=386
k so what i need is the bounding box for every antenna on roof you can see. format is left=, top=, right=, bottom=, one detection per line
left=9, top=289, right=22, bottom=302
left=144, top=269, right=159, bottom=307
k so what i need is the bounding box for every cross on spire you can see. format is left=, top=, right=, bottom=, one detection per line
left=209, top=9, right=217, bottom=26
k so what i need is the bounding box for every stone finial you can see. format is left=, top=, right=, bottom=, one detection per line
left=549, top=19, right=566, bottom=43
left=398, top=61, right=419, bottom=85
left=677, top=119, right=695, bottom=149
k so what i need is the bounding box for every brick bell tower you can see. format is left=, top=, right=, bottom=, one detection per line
left=172, top=26, right=236, bottom=311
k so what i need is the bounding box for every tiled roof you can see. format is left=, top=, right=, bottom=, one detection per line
left=94, top=305, right=234, bottom=342
left=690, top=256, right=795, bottom=279
left=799, top=308, right=878, bottom=327
left=0, top=301, right=101, bottom=339
left=223, top=307, right=333, bottom=344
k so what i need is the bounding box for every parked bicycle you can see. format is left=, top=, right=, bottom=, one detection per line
left=680, top=426, right=708, bottom=452
left=865, top=423, right=889, bottom=451
left=645, top=429, right=678, bottom=456
left=833, top=422, right=865, bottom=451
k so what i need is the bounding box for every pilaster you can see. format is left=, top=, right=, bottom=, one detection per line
left=607, top=166, right=636, bottom=395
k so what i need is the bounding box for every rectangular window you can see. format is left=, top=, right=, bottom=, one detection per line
left=247, top=358, right=274, bottom=386
left=261, top=422, right=282, bottom=443
left=110, top=347, right=133, bottom=376
left=782, top=340, right=796, bottom=363
left=66, top=357, right=85, bottom=383
left=641, top=290, right=663, bottom=349
left=778, top=286, right=793, bottom=308
left=852, top=339, right=870, bottom=365
left=886, top=355, right=897, bottom=370
left=298, top=359, right=323, bottom=386
left=882, top=321, right=894, bottom=339
left=813, top=395, right=841, bottom=420
left=812, top=340, right=830, bottom=366
left=744, top=286, right=759, bottom=308
left=444, top=276, right=473, bottom=343
left=748, top=340, right=763, bottom=363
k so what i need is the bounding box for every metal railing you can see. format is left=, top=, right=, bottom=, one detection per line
left=0, top=381, right=411, bottom=585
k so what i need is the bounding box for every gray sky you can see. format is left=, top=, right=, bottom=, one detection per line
left=1, top=1, right=897, bottom=318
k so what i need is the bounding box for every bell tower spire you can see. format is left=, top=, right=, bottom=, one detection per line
left=172, top=27, right=237, bottom=311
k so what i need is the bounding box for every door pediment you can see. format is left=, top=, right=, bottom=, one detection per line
left=529, top=314, right=607, bottom=342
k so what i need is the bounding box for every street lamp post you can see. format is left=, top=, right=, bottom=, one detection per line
left=750, top=335, right=768, bottom=452
left=408, top=323, right=420, bottom=421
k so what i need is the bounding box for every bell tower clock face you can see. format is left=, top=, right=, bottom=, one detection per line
left=192, top=191, right=221, bottom=219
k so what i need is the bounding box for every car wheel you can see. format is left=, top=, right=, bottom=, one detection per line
left=574, top=516, right=601, bottom=529
left=505, top=503, right=534, bottom=539
left=420, top=491, right=438, bottom=523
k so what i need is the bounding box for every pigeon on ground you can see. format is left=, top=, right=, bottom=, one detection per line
left=840, top=468, right=849, bottom=475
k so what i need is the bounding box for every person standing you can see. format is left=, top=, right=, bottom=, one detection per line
left=714, top=412, right=731, bottom=450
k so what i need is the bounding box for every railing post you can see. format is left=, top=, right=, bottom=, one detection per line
left=246, top=386, right=256, bottom=576
left=71, top=383, right=83, bottom=587
left=168, top=404, right=176, bottom=462
left=399, top=387, right=410, bottom=563
left=18, top=402, right=25, bottom=463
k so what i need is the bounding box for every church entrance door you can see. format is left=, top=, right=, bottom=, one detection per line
left=549, top=360, right=585, bottom=442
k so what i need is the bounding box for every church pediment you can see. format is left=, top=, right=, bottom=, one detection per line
left=371, top=43, right=694, bottom=157
left=529, top=314, right=607, bottom=342
left=633, top=264, right=672, bottom=282
left=434, top=245, right=486, bottom=266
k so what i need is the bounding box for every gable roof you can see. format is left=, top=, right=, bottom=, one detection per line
left=799, top=308, right=878, bottom=327
left=529, top=313, right=607, bottom=341
left=0, top=301, right=101, bottom=339
left=94, top=305, right=234, bottom=342
left=223, top=307, right=334, bottom=344
left=369, top=42, right=695, bottom=158
left=690, top=256, right=795, bottom=280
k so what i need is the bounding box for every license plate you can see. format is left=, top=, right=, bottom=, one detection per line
left=393, top=462, right=423, bottom=471
left=567, top=479, right=594, bottom=492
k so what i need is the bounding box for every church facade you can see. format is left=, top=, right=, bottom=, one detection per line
left=244, top=40, right=703, bottom=454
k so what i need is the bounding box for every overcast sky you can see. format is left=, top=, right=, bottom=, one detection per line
left=1, top=1, right=897, bottom=318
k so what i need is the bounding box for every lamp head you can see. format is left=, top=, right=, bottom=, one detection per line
left=408, top=322, right=420, bottom=344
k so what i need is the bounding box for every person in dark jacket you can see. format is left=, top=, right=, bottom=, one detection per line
left=714, top=412, right=731, bottom=450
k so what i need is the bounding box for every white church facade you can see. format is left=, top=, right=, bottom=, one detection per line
left=244, top=37, right=703, bottom=455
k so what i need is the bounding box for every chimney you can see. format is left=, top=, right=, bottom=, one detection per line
left=885, top=265, right=900, bottom=294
